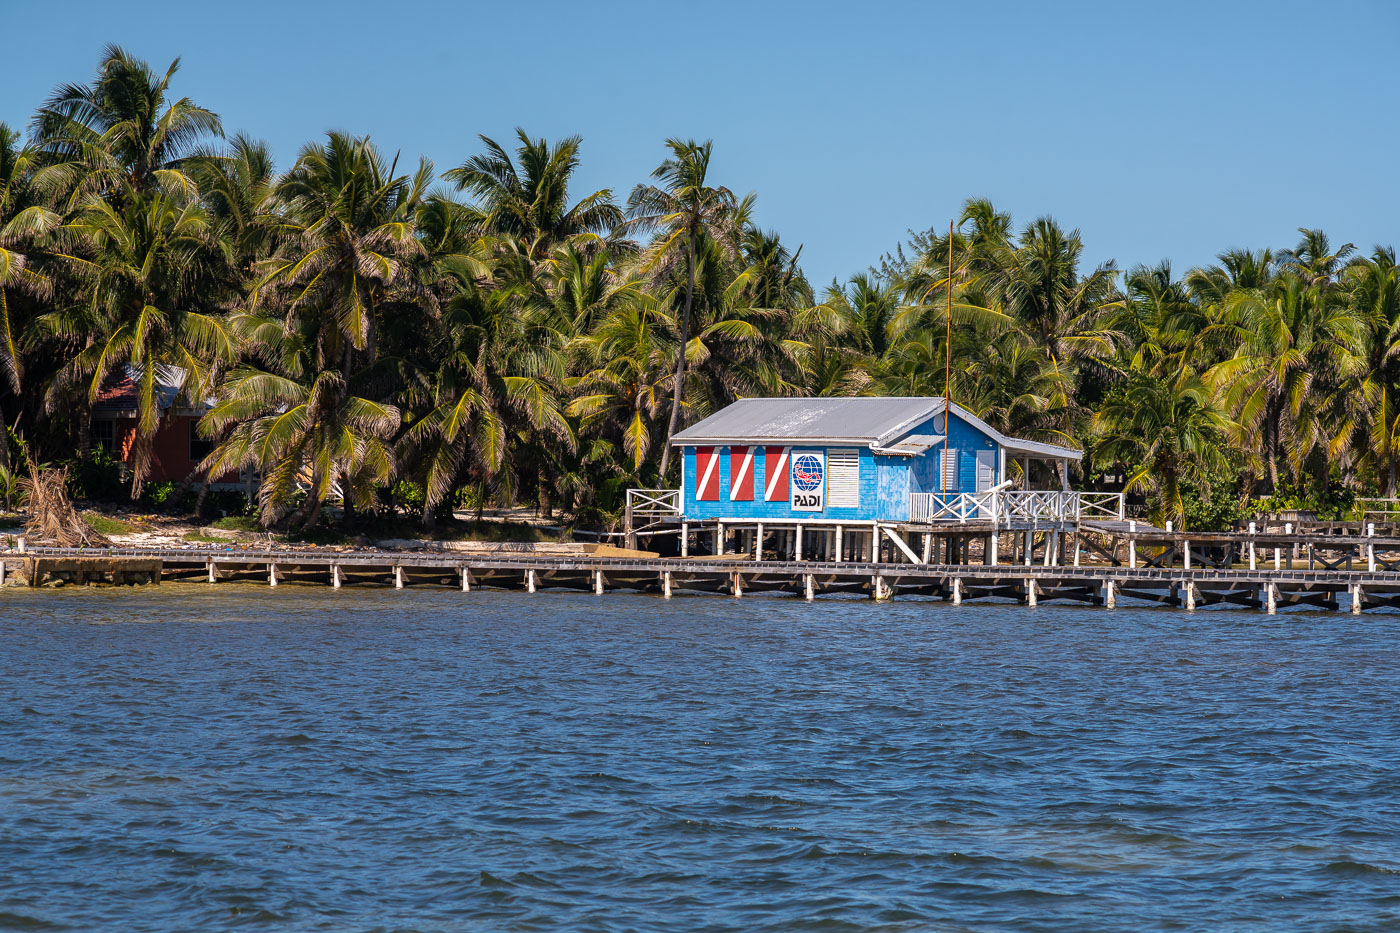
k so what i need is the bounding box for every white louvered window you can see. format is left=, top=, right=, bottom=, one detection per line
left=828, top=448, right=860, bottom=507
left=942, top=448, right=959, bottom=488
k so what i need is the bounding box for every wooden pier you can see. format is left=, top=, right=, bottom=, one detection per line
left=8, top=537, right=1400, bottom=613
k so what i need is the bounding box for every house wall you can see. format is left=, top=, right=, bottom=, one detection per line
left=95, top=414, right=234, bottom=485
left=907, top=411, right=1002, bottom=494
left=679, top=410, right=1002, bottom=522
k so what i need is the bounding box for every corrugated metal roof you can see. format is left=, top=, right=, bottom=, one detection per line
left=875, top=434, right=943, bottom=455
left=672, top=396, right=1083, bottom=460
left=673, top=397, right=942, bottom=445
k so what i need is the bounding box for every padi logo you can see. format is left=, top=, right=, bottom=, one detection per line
left=792, top=454, right=824, bottom=491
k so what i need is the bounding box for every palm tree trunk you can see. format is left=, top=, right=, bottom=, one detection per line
left=77, top=407, right=91, bottom=459
left=657, top=230, right=696, bottom=478
left=300, top=493, right=323, bottom=532
left=1266, top=407, right=1279, bottom=491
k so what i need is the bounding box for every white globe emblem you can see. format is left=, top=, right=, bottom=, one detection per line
left=792, top=454, right=823, bottom=491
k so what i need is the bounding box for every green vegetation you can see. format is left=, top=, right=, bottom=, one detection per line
left=2, top=47, right=1398, bottom=531
left=81, top=512, right=137, bottom=536
left=183, top=531, right=230, bottom=544
left=208, top=515, right=260, bottom=533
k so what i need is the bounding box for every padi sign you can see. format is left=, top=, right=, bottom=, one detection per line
left=790, top=451, right=825, bottom=511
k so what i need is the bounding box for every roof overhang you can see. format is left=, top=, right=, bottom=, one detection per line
left=870, top=434, right=944, bottom=456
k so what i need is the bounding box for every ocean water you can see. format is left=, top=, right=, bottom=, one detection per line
left=1, top=585, right=1397, bottom=932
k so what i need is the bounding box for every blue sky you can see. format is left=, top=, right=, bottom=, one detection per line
left=4, top=0, right=1397, bottom=287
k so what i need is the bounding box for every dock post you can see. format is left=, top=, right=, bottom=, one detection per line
left=1128, top=520, right=1137, bottom=569
left=1184, top=582, right=1197, bottom=612
left=755, top=523, right=764, bottom=561
left=804, top=573, right=814, bottom=601
left=526, top=569, right=537, bottom=593
left=662, top=570, right=673, bottom=599
left=1025, top=579, right=1038, bottom=607
left=732, top=572, right=743, bottom=597
left=1368, top=523, right=1376, bottom=572
left=872, top=575, right=889, bottom=601
left=717, top=521, right=725, bottom=556
left=593, top=570, right=604, bottom=595
left=681, top=522, right=689, bottom=558
left=795, top=525, right=803, bottom=561
left=268, top=564, right=278, bottom=587
left=1183, top=540, right=1192, bottom=571
left=835, top=525, right=843, bottom=562
left=1248, top=522, right=1257, bottom=570
left=1024, top=531, right=1033, bottom=567
left=989, top=533, right=999, bottom=566
left=332, top=564, right=342, bottom=589
left=1044, top=531, right=1058, bottom=567
left=1285, top=523, right=1293, bottom=569
left=394, top=565, right=404, bottom=589
left=1266, top=583, right=1277, bottom=615
left=952, top=577, right=962, bottom=605
left=1102, top=580, right=1115, bottom=609
left=922, top=533, right=932, bottom=564
left=207, top=560, right=215, bottom=584
left=460, top=567, right=471, bottom=592
left=1352, top=583, right=1363, bottom=614
left=1073, top=533, right=1081, bottom=567
left=0, top=560, right=6, bottom=586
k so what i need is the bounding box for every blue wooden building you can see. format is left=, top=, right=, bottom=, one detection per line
left=671, top=397, right=1081, bottom=525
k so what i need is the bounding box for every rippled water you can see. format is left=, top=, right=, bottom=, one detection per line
left=2, top=585, right=1398, bottom=932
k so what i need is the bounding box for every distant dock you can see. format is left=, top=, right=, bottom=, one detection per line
left=9, top=526, right=1400, bottom=613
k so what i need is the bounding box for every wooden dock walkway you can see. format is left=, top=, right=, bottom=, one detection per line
left=8, top=543, right=1400, bottom=614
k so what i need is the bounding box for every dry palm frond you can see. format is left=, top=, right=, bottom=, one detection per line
left=20, top=463, right=112, bottom=548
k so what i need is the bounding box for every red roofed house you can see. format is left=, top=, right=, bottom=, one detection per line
left=91, top=365, right=239, bottom=487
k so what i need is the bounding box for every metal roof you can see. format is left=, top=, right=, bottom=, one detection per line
left=672, top=397, right=942, bottom=446
left=872, top=434, right=944, bottom=456
left=671, top=397, right=1082, bottom=460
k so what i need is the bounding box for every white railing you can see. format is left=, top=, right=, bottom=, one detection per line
left=910, top=490, right=1124, bottom=524
left=909, top=490, right=1002, bottom=523
left=626, top=487, right=682, bottom=517
left=624, top=488, right=682, bottom=544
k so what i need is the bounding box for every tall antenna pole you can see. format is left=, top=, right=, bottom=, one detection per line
left=943, top=218, right=953, bottom=493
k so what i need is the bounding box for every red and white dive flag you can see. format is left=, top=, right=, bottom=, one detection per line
left=763, top=446, right=789, bottom=501
left=729, top=447, right=754, bottom=500
left=695, top=446, right=720, bottom=500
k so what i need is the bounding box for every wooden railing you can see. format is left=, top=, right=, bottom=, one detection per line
left=910, top=490, right=1125, bottom=524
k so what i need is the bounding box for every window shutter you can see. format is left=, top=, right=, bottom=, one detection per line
left=827, top=449, right=860, bottom=507
left=942, top=448, right=959, bottom=489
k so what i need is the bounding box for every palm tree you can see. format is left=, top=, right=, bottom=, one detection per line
left=824, top=272, right=899, bottom=358
left=1342, top=249, right=1400, bottom=493
left=41, top=188, right=234, bottom=492
left=31, top=45, right=222, bottom=204
left=625, top=138, right=741, bottom=475
left=444, top=129, right=621, bottom=263
left=568, top=292, right=675, bottom=471
left=1093, top=372, right=1232, bottom=528
left=205, top=132, right=432, bottom=524
left=1207, top=269, right=1365, bottom=491
left=186, top=133, right=277, bottom=275
left=200, top=361, right=398, bottom=529
left=0, top=125, right=58, bottom=398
